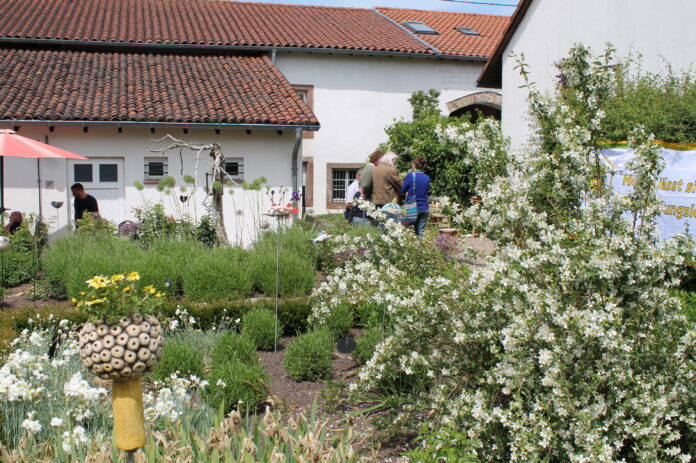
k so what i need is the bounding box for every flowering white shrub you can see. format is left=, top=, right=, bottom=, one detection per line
left=313, top=46, right=696, bottom=462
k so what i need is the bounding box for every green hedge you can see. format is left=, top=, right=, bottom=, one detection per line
left=42, top=230, right=317, bottom=301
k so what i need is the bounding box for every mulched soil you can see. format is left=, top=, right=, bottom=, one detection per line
left=1, top=282, right=67, bottom=311
left=258, top=330, right=411, bottom=462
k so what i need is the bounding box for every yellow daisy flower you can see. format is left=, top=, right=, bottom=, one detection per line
left=126, top=272, right=140, bottom=282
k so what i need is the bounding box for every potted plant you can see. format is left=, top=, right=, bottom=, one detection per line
left=74, top=272, right=164, bottom=454
left=76, top=272, right=164, bottom=380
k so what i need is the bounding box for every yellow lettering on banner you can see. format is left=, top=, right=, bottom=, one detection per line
left=622, top=174, right=635, bottom=186
left=663, top=203, right=696, bottom=220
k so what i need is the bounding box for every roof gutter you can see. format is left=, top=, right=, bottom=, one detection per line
left=0, top=37, right=484, bottom=61
left=0, top=119, right=321, bottom=131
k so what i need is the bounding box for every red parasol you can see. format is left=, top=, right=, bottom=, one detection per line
left=0, top=129, right=87, bottom=215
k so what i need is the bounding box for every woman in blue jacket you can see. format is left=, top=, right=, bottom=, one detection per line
left=401, top=156, right=430, bottom=238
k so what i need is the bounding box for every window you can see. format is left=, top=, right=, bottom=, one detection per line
left=403, top=21, right=439, bottom=35
left=144, top=157, right=168, bottom=181
left=99, top=164, right=118, bottom=182
left=292, top=84, right=315, bottom=139
left=456, top=27, right=480, bottom=36
left=331, top=169, right=358, bottom=203
left=224, top=158, right=244, bottom=182
left=74, top=164, right=93, bottom=182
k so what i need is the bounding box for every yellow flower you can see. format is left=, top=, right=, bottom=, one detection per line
left=155, top=292, right=164, bottom=298
left=111, top=274, right=124, bottom=282
left=71, top=298, right=77, bottom=304
left=86, top=276, right=109, bottom=289
left=143, top=285, right=156, bottom=295
left=84, top=298, right=107, bottom=306
left=123, top=286, right=131, bottom=293
left=126, top=272, right=140, bottom=282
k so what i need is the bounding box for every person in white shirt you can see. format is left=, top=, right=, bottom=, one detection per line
left=344, top=169, right=362, bottom=222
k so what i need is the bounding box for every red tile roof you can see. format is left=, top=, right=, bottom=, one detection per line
left=0, top=0, right=432, bottom=54
left=376, top=7, right=510, bottom=58
left=0, top=48, right=319, bottom=126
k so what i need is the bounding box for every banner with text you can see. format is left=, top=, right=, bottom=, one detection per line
left=603, top=148, right=696, bottom=241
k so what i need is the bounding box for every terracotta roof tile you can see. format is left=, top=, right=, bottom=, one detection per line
left=0, top=0, right=431, bottom=54
left=376, top=7, right=509, bottom=58
left=0, top=47, right=319, bottom=126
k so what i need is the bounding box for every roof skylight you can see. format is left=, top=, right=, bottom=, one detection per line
left=456, top=27, right=481, bottom=36
left=403, top=21, right=439, bottom=35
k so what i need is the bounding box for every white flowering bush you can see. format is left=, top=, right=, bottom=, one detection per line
left=312, top=45, right=696, bottom=462
left=0, top=319, right=111, bottom=454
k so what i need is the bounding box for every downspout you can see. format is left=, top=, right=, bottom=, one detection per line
left=291, top=128, right=302, bottom=196
left=271, top=48, right=277, bottom=64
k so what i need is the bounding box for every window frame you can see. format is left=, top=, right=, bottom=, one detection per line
left=144, top=156, right=168, bottom=183
left=456, top=27, right=481, bottom=36
left=223, top=157, right=245, bottom=183
left=403, top=21, right=439, bottom=35
left=326, top=163, right=362, bottom=210
left=292, top=84, right=315, bottom=139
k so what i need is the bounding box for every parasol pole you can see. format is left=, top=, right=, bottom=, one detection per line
left=1, top=156, right=4, bottom=220
left=37, top=156, right=43, bottom=222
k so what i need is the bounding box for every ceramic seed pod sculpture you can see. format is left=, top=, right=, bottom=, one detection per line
left=78, top=314, right=163, bottom=381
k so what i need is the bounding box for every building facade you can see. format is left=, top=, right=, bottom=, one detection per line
left=478, top=0, right=696, bottom=148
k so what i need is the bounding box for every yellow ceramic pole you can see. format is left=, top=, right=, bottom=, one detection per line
left=112, top=377, right=146, bottom=451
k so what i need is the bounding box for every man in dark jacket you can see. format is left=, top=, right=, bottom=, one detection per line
left=71, top=183, right=100, bottom=225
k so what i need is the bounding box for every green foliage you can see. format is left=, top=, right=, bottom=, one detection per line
left=249, top=248, right=316, bottom=297
left=353, top=327, right=384, bottom=365
left=321, top=303, right=353, bottom=340
left=182, top=247, right=253, bottom=302
left=136, top=239, right=202, bottom=297
left=241, top=308, right=281, bottom=351
left=204, top=357, right=269, bottom=414
left=249, top=227, right=317, bottom=297
left=159, top=298, right=311, bottom=334
left=602, top=65, right=696, bottom=143
left=552, top=46, right=696, bottom=143
left=153, top=339, right=204, bottom=381
left=75, top=214, right=116, bottom=237
left=404, top=425, right=480, bottom=463
left=195, top=215, right=218, bottom=247
left=283, top=329, right=333, bottom=382
left=383, top=89, right=476, bottom=204
left=211, top=331, right=258, bottom=367
left=133, top=203, right=195, bottom=244
left=672, top=289, right=696, bottom=323
left=42, top=235, right=141, bottom=298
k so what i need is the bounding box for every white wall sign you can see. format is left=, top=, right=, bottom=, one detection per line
left=603, top=148, right=696, bottom=241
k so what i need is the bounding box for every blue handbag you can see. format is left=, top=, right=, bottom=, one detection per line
left=403, top=172, right=418, bottom=223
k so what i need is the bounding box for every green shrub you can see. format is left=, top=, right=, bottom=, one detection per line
left=42, top=235, right=141, bottom=298
left=137, top=239, right=202, bottom=296
left=1, top=248, right=36, bottom=286
left=211, top=331, right=258, bottom=367
left=322, top=303, right=353, bottom=340
left=159, top=297, right=311, bottom=334
left=249, top=249, right=316, bottom=297
left=672, top=289, right=696, bottom=324
left=183, top=247, right=253, bottom=302
left=241, top=308, right=281, bottom=351
left=153, top=339, right=205, bottom=381
left=205, top=357, right=269, bottom=413
left=353, top=327, right=384, bottom=365
left=283, top=329, right=333, bottom=382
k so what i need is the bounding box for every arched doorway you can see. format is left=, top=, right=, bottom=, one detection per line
left=446, top=92, right=502, bottom=122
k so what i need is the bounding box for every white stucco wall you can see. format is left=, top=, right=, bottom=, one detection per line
left=1, top=125, right=297, bottom=245
left=274, top=52, right=494, bottom=212
left=500, top=0, right=696, bottom=148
